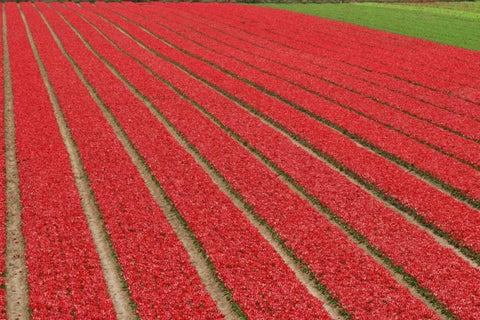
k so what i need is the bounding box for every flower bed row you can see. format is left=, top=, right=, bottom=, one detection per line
left=5, top=2, right=480, bottom=318
left=177, top=3, right=480, bottom=75
left=119, top=3, right=480, bottom=186
left=5, top=4, right=114, bottom=318
left=236, top=5, right=480, bottom=89
left=177, top=3, right=480, bottom=98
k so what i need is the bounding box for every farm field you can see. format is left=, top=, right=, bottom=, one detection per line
left=258, top=2, right=480, bottom=50
left=2, top=1, right=480, bottom=319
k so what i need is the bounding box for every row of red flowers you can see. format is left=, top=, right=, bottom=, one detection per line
left=171, top=3, right=480, bottom=120
left=181, top=2, right=480, bottom=80
left=4, top=2, right=480, bottom=318
left=155, top=8, right=480, bottom=145
left=5, top=4, right=114, bottom=318
left=131, top=2, right=480, bottom=250
left=130, top=2, right=480, bottom=203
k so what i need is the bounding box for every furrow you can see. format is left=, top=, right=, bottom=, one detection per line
left=3, top=5, right=28, bottom=319
left=0, top=4, right=5, bottom=318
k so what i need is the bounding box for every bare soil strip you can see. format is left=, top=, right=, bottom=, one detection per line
left=97, top=7, right=480, bottom=271
left=3, top=6, right=30, bottom=319
left=18, top=7, right=137, bottom=320
left=37, top=5, right=244, bottom=319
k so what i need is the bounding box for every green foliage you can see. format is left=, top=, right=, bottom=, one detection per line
left=255, top=2, right=480, bottom=51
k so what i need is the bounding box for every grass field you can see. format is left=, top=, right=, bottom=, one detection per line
left=257, top=2, right=480, bottom=50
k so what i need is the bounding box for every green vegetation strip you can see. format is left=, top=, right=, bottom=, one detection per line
left=255, top=2, right=480, bottom=51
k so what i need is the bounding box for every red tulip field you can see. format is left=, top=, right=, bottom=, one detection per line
left=2, top=1, right=480, bottom=319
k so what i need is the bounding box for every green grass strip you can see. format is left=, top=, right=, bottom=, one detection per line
left=362, top=2, right=480, bottom=21
left=399, top=2, right=480, bottom=14
left=255, top=2, right=480, bottom=51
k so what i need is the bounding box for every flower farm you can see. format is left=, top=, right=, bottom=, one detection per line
left=2, top=2, right=480, bottom=319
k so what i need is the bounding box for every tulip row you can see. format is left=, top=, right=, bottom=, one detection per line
left=118, top=3, right=480, bottom=205
left=152, top=8, right=480, bottom=144
left=119, top=2, right=480, bottom=254
left=172, top=2, right=480, bottom=73
left=174, top=3, right=480, bottom=100
left=5, top=2, right=480, bottom=318
left=5, top=4, right=114, bottom=318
